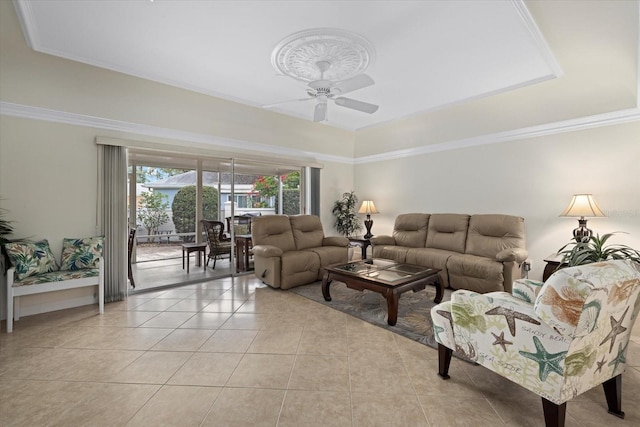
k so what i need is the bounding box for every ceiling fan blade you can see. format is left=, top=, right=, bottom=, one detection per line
left=334, top=97, right=379, bottom=114
left=331, top=74, right=374, bottom=95
left=263, top=97, right=313, bottom=108
left=314, top=102, right=328, bottom=122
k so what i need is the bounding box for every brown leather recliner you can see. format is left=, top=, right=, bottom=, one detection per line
left=251, top=215, right=349, bottom=289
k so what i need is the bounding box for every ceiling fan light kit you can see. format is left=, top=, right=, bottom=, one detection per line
left=269, top=28, right=379, bottom=122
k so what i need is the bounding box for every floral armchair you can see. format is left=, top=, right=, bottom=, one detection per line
left=431, top=259, right=640, bottom=426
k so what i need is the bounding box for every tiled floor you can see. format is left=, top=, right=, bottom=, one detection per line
left=130, top=255, right=234, bottom=291
left=1, top=275, right=640, bottom=426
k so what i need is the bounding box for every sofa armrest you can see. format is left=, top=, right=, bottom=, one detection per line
left=496, top=247, right=528, bottom=263
left=323, top=236, right=349, bottom=247
left=252, top=245, right=283, bottom=258
left=369, top=235, right=395, bottom=246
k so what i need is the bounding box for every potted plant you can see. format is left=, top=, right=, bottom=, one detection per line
left=1, top=206, right=18, bottom=272
left=332, top=191, right=362, bottom=238
left=558, top=232, right=640, bottom=267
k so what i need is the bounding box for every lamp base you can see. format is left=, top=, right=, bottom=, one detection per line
left=363, top=218, right=373, bottom=239
left=573, top=218, right=592, bottom=243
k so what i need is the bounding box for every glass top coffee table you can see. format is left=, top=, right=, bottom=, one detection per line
left=322, top=259, right=443, bottom=326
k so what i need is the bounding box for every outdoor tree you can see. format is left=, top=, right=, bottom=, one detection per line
left=134, top=166, right=188, bottom=184
left=172, top=185, right=219, bottom=241
left=252, top=176, right=279, bottom=197
left=252, top=171, right=300, bottom=209
left=137, top=191, right=170, bottom=243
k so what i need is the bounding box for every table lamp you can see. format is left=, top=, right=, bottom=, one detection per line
left=358, top=200, right=379, bottom=239
left=559, top=194, right=606, bottom=242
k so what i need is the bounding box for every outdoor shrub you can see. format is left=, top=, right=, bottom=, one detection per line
left=172, top=186, right=218, bottom=241
left=275, top=188, right=300, bottom=215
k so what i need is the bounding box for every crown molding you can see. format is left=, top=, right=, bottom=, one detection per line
left=0, top=101, right=354, bottom=165
left=354, top=107, right=640, bottom=164
left=12, top=0, right=38, bottom=50
left=511, top=0, right=564, bottom=78
left=2, top=101, right=639, bottom=166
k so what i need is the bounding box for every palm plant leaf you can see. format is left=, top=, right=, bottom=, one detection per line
left=559, top=232, right=640, bottom=266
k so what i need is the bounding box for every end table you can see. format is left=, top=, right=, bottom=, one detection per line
left=348, top=237, right=371, bottom=260
left=543, top=253, right=565, bottom=281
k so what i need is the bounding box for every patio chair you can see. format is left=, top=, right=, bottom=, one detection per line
left=202, top=219, right=232, bottom=269
left=431, top=259, right=640, bottom=426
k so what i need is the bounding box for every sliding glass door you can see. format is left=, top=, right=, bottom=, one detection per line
left=127, top=150, right=306, bottom=291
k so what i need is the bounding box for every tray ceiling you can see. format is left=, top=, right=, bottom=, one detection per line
left=13, top=0, right=561, bottom=131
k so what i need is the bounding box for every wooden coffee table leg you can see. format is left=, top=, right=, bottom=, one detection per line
left=434, top=277, right=444, bottom=303
left=322, top=271, right=332, bottom=301
left=386, top=290, right=399, bottom=326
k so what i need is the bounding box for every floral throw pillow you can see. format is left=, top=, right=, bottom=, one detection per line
left=5, top=240, right=59, bottom=281
left=60, top=236, right=104, bottom=271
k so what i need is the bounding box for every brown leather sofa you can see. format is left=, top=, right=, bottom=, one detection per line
left=251, top=214, right=349, bottom=289
left=370, top=213, right=527, bottom=293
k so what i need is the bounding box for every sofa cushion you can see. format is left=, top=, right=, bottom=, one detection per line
left=425, top=214, right=469, bottom=252
left=466, top=214, right=525, bottom=259
left=290, top=215, right=325, bottom=250
left=280, top=250, right=320, bottom=289
left=405, top=248, right=457, bottom=287
left=446, top=254, right=504, bottom=293
left=372, top=245, right=411, bottom=263
left=251, top=215, right=296, bottom=252
left=12, top=268, right=100, bottom=286
left=60, top=236, right=104, bottom=271
left=5, top=239, right=59, bottom=281
left=304, top=246, right=347, bottom=272
left=391, top=213, right=430, bottom=248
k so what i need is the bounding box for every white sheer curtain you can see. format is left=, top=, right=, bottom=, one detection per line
left=97, top=144, right=128, bottom=302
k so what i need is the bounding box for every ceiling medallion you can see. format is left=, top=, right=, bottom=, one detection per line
left=271, top=28, right=375, bottom=82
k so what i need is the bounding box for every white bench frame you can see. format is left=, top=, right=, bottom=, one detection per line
left=6, top=257, right=104, bottom=333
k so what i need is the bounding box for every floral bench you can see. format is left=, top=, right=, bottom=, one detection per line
left=5, top=237, right=104, bottom=333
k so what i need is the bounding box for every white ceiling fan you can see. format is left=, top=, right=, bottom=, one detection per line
left=266, top=60, right=379, bottom=122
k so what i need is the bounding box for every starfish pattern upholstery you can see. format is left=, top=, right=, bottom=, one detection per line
left=431, top=260, right=640, bottom=426
left=485, top=305, right=541, bottom=336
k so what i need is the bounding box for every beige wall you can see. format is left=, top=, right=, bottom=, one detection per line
left=355, top=121, right=640, bottom=280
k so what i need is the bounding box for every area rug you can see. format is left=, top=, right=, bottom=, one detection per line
left=290, top=281, right=451, bottom=349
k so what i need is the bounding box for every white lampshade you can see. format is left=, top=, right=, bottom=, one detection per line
left=559, top=194, right=606, bottom=218
left=358, top=200, right=379, bottom=215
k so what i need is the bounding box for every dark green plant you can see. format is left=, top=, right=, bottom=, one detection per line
left=275, top=188, right=300, bottom=215
left=1, top=206, right=25, bottom=273
left=0, top=208, right=14, bottom=247
left=172, top=186, right=218, bottom=242
left=332, top=191, right=362, bottom=237
left=137, top=191, right=170, bottom=243
left=558, top=232, right=640, bottom=266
